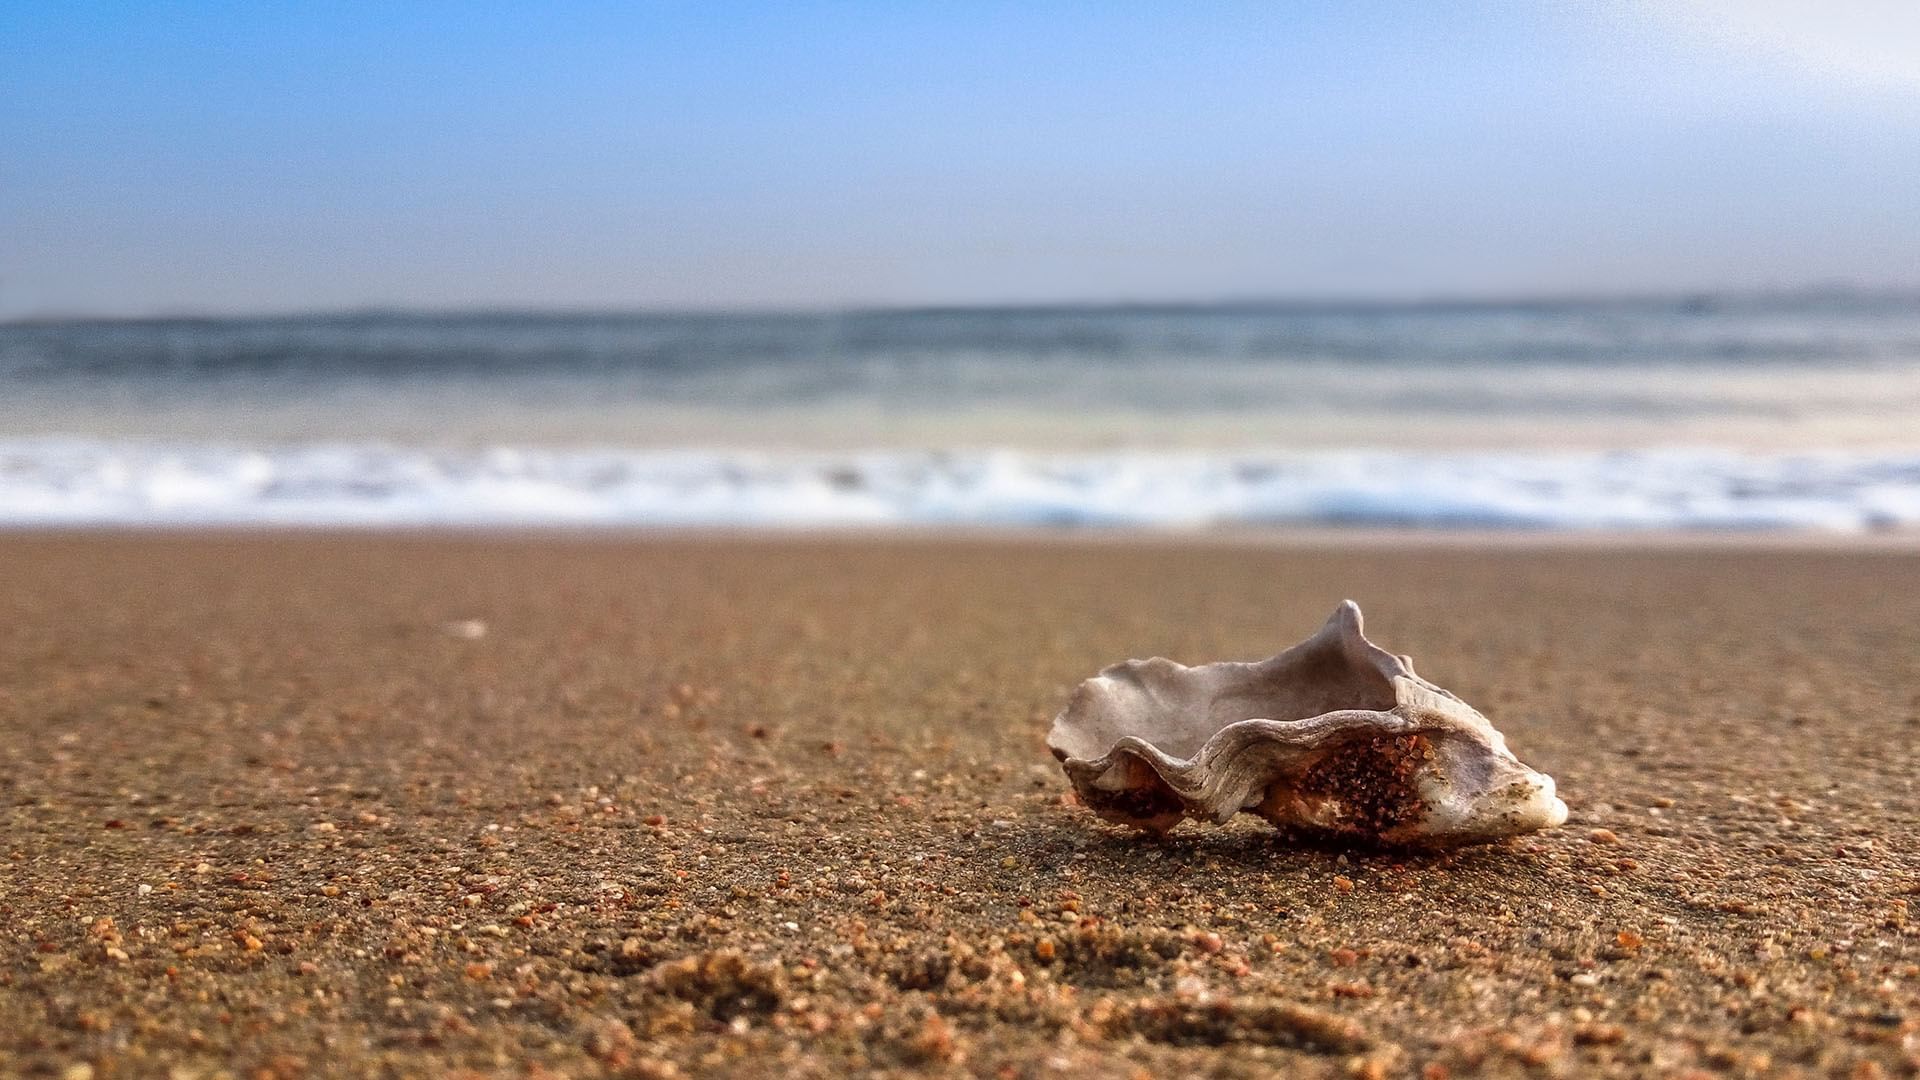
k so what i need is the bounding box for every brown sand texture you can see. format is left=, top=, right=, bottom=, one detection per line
left=1, top=534, right=1917, bottom=1078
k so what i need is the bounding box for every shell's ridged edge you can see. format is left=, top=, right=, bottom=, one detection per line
left=1065, top=710, right=1404, bottom=801
left=1058, top=707, right=1479, bottom=827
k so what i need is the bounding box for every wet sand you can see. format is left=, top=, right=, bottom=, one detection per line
left=2, top=533, right=1916, bottom=1078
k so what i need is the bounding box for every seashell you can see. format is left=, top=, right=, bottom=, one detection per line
left=1047, top=601, right=1567, bottom=848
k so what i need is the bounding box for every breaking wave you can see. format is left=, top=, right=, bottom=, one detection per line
left=4, top=438, right=1920, bottom=532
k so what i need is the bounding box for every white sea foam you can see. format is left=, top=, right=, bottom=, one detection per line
left=4, top=438, right=1920, bottom=532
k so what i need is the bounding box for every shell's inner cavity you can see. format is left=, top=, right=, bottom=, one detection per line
left=1257, top=733, right=1433, bottom=839
left=1208, top=657, right=1396, bottom=738
left=1102, top=784, right=1183, bottom=822
left=1086, top=760, right=1187, bottom=833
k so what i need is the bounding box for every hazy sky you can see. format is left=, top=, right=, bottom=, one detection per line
left=3, top=1, right=1917, bottom=317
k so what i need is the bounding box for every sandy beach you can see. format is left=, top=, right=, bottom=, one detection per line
left=2, top=533, right=1917, bottom=1078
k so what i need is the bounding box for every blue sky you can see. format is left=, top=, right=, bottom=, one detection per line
left=2, top=1, right=1917, bottom=316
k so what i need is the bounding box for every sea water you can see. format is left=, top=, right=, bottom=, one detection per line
left=4, top=297, right=1919, bottom=530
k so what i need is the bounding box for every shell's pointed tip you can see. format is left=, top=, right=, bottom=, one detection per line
left=1331, top=599, right=1364, bottom=630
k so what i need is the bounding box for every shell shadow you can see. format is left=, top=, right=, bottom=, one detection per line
left=1050, top=818, right=1557, bottom=883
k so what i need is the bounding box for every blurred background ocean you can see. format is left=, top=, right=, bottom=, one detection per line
left=4, top=3, right=1918, bottom=531
left=6, top=296, right=1920, bottom=529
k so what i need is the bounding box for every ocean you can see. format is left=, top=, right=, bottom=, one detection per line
left=4, top=296, right=1920, bottom=531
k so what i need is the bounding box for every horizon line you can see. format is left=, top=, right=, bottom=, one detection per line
left=6, top=283, right=1920, bottom=327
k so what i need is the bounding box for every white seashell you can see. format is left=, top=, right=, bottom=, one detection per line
left=1048, top=601, right=1568, bottom=848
